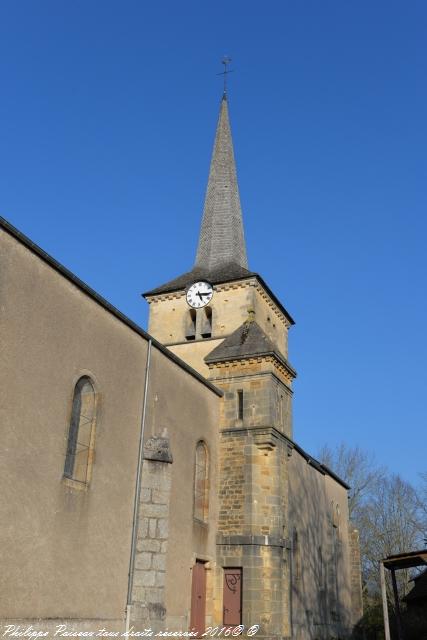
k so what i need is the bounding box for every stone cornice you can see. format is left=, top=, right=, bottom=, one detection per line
left=146, top=290, right=186, bottom=303
left=145, top=274, right=294, bottom=327
left=219, top=425, right=350, bottom=490
left=253, top=280, right=292, bottom=329
left=206, top=351, right=297, bottom=386
left=217, top=533, right=291, bottom=549
left=209, top=369, right=294, bottom=393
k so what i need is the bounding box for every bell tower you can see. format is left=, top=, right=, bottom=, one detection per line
left=144, top=93, right=297, bottom=639
left=144, top=94, right=295, bottom=383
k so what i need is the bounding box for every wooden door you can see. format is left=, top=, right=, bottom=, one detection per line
left=223, top=568, right=242, bottom=626
left=190, top=560, right=206, bottom=636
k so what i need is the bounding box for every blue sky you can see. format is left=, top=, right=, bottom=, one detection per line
left=1, top=1, right=426, bottom=486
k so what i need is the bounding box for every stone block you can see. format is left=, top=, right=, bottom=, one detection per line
left=155, top=571, right=166, bottom=587
left=141, top=488, right=151, bottom=503
left=130, top=602, right=150, bottom=625
left=157, top=518, right=168, bottom=539
left=152, top=554, right=166, bottom=571
left=143, top=436, right=173, bottom=463
left=152, top=489, right=169, bottom=505
left=149, top=518, right=157, bottom=538
left=132, top=586, right=146, bottom=603
left=134, top=570, right=156, bottom=587
left=139, top=539, right=161, bottom=553
left=137, top=517, right=149, bottom=541
left=142, top=503, right=168, bottom=518
left=145, top=587, right=164, bottom=604
left=135, top=552, right=152, bottom=570
left=148, top=602, right=166, bottom=621
left=141, top=462, right=172, bottom=490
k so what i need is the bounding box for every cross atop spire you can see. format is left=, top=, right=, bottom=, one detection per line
left=217, top=56, right=233, bottom=96
left=195, top=94, right=248, bottom=271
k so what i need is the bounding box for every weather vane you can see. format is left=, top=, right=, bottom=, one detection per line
left=217, top=56, right=234, bottom=95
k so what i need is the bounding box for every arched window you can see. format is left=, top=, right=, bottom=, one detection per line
left=64, top=377, right=96, bottom=484
left=194, top=441, right=209, bottom=522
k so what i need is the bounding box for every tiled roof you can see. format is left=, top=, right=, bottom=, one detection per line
left=204, top=319, right=297, bottom=379
left=147, top=94, right=250, bottom=297
left=143, top=261, right=255, bottom=296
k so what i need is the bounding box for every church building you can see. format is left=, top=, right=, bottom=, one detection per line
left=0, top=91, right=362, bottom=639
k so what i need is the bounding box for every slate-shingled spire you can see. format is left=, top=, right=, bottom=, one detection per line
left=195, top=95, right=248, bottom=270
left=143, top=94, right=257, bottom=298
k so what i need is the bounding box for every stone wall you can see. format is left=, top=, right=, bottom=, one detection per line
left=218, top=431, right=246, bottom=535
left=146, top=278, right=291, bottom=378
left=216, top=374, right=292, bottom=437
left=130, top=437, right=172, bottom=632
left=216, top=426, right=291, bottom=639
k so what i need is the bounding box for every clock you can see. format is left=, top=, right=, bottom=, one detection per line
left=186, top=281, right=214, bottom=309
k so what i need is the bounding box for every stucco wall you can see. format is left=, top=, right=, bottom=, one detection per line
left=0, top=226, right=219, bottom=630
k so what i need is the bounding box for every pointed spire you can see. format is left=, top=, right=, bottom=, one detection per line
left=195, top=95, right=248, bottom=270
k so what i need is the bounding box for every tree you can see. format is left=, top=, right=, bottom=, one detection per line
left=317, top=443, right=385, bottom=521
left=320, top=444, right=427, bottom=638
left=358, top=473, right=425, bottom=597
left=318, top=444, right=426, bottom=597
left=418, top=471, right=427, bottom=544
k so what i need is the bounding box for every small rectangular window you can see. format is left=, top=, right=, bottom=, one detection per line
left=237, top=390, right=243, bottom=420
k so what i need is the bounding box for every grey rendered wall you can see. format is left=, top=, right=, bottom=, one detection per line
left=288, top=450, right=353, bottom=639
left=0, top=227, right=219, bottom=632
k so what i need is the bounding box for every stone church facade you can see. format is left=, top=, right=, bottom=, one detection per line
left=0, top=93, right=362, bottom=639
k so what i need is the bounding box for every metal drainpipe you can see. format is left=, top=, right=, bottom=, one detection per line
left=125, top=338, right=152, bottom=633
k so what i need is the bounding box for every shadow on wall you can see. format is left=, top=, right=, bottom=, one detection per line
left=288, top=457, right=353, bottom=640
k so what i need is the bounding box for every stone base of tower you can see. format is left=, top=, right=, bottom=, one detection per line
left=213, top=425, right=355, bottom=640
left=214, top=425, right=291, bottom=639
left=217, top=540, right=291, bottom=639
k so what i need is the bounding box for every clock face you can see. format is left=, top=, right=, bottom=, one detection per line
left=186, top=281, right=214, bottom=309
